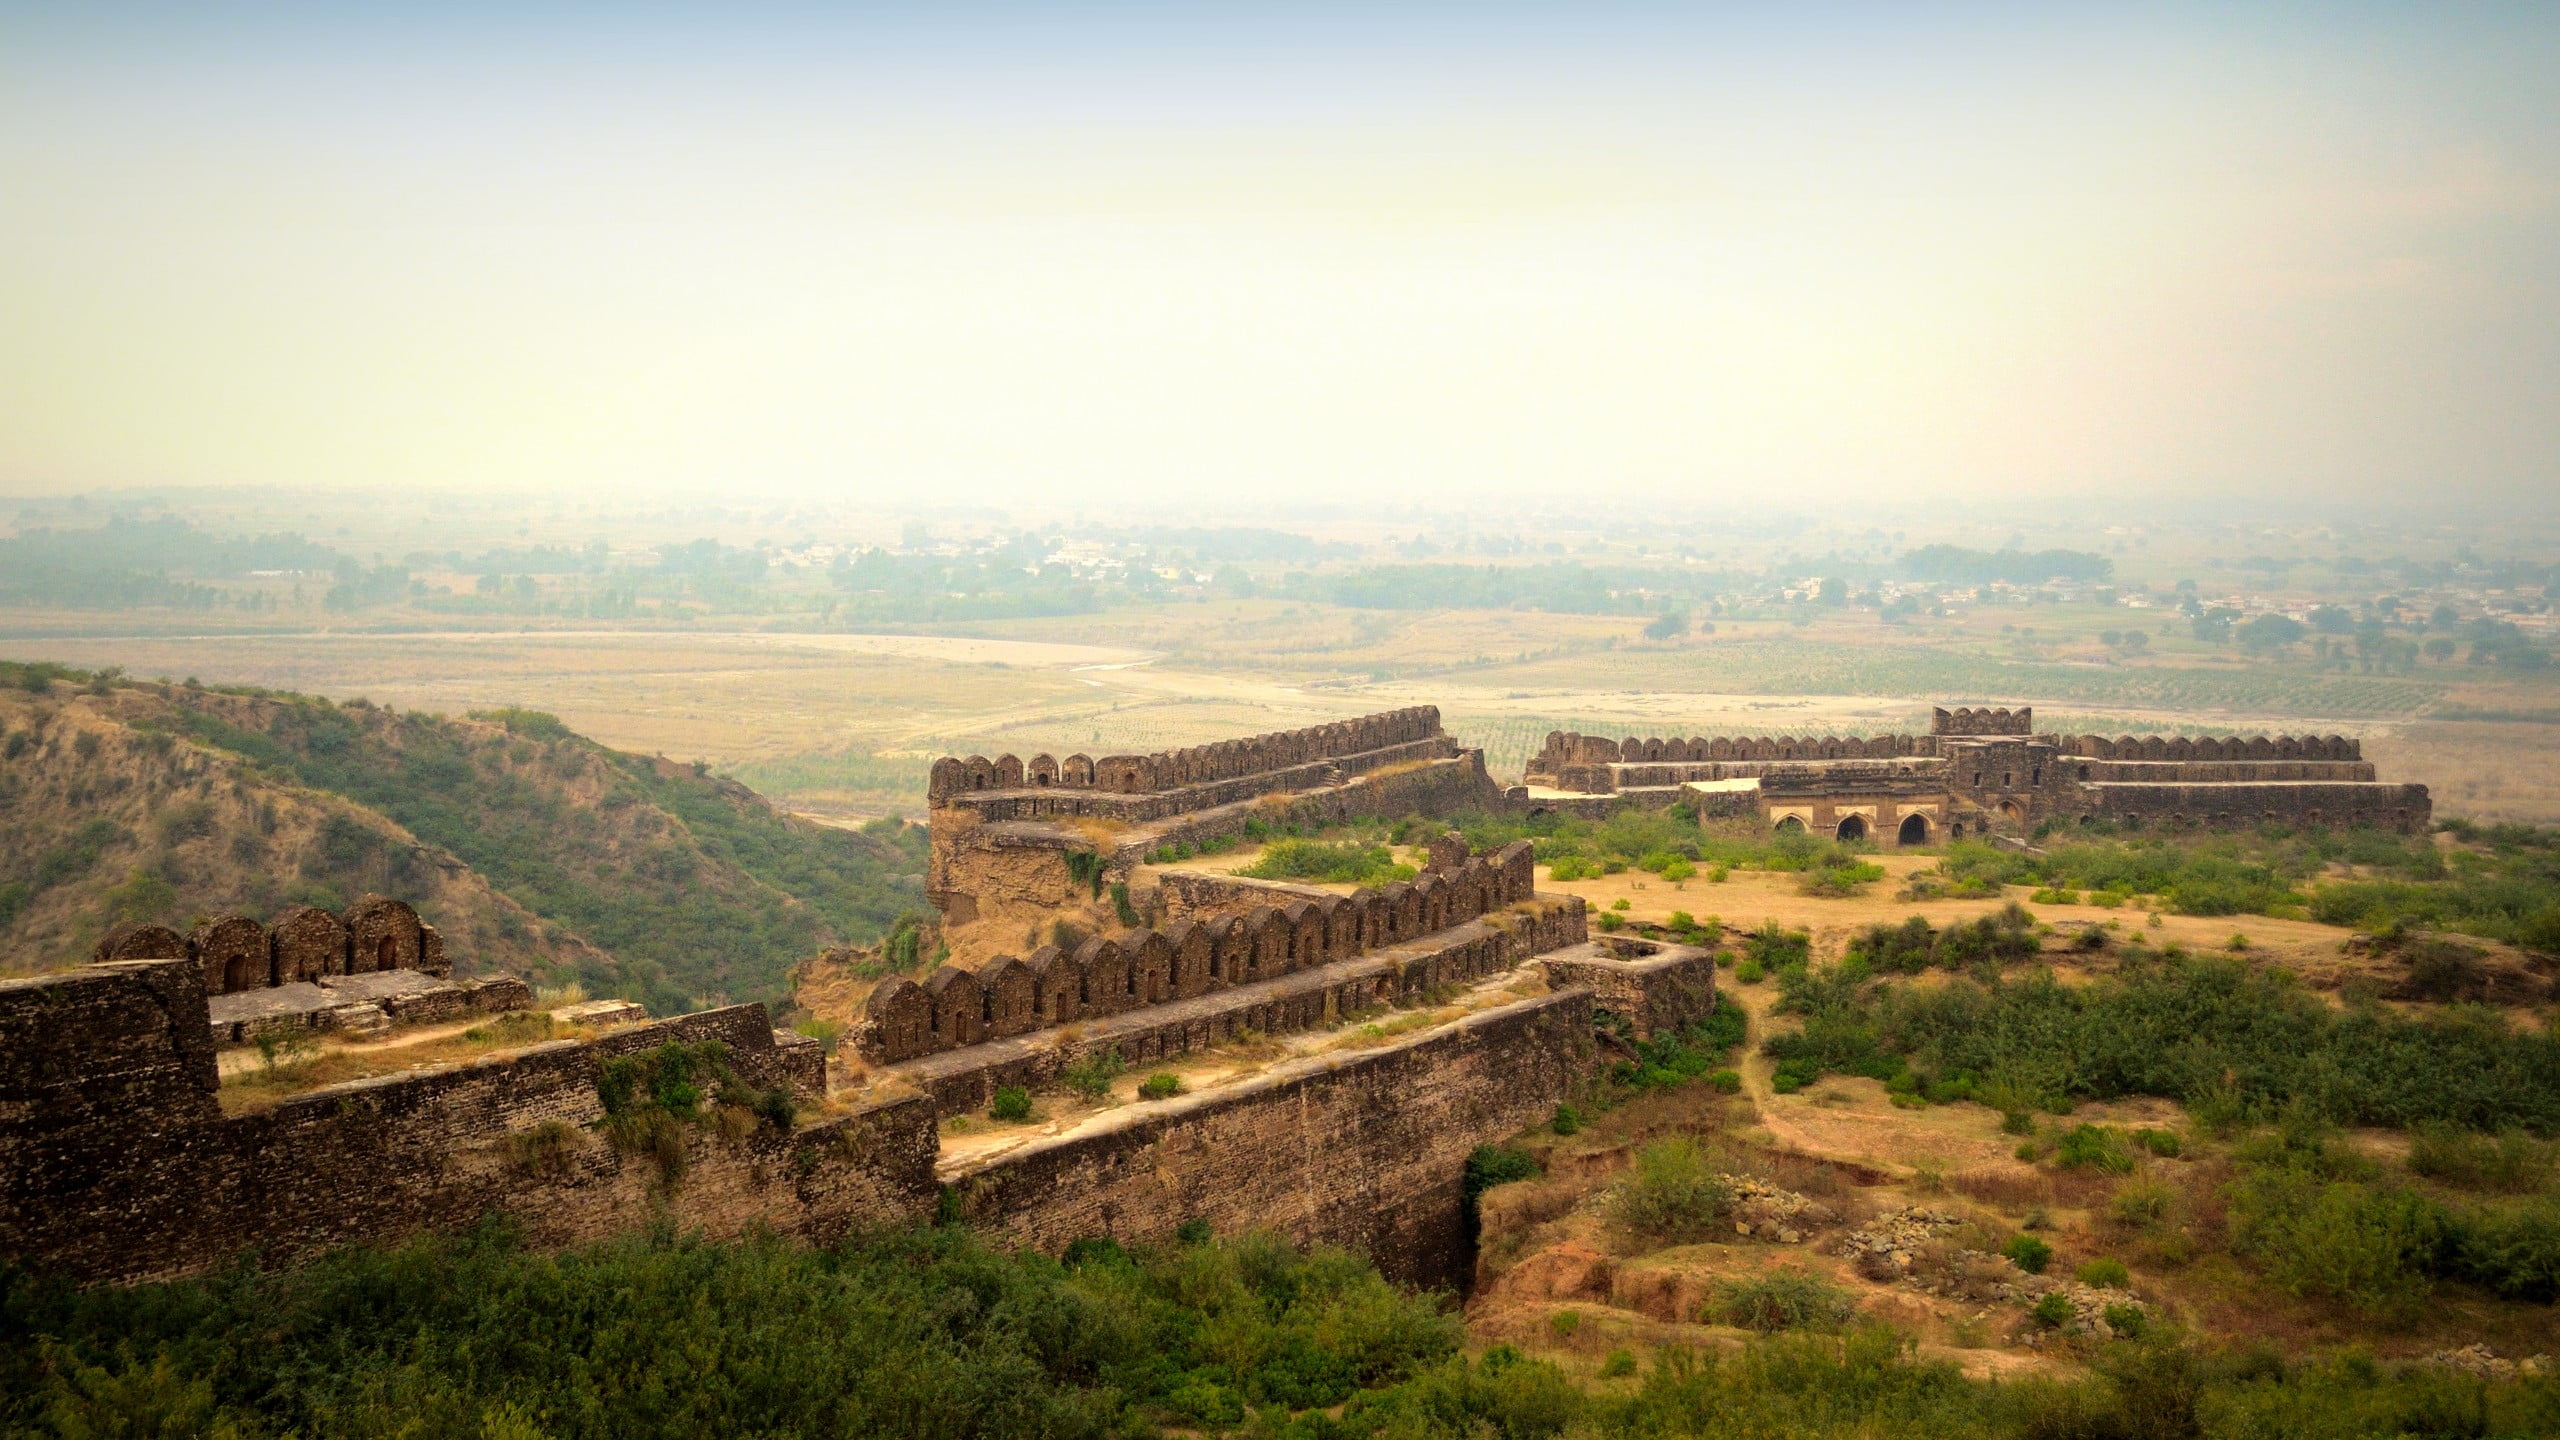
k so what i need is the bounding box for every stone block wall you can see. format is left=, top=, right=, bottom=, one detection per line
left=2074, top=781, right=2431, bottom=833
left=881, top=841, right=1542, bottom=1064
left=0, top=961, right=934, bottom=1284
left=949, top=988, right=1593, bottom=1288
left=92, top=894, right=449, bottom=996
left=925, top=751, right=1512, bottom=930
left=1538, top=940, right=1720, bottom=1040
left=889, top=898, right=1589, bottom=1116
left=928, top=707, right=1445, bottom=806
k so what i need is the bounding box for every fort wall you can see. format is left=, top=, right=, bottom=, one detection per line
left=888, top=899, right=1587, bottom=1116
left=927, top=707, right=1446, bottom=808
left=926, top=750, right=1508, bottom=929
left=881, top=842, right=1544, bottom=1065
left=949, top=989, right=1593, bottom=1288
left=0, top=961, right=936, bottom=1284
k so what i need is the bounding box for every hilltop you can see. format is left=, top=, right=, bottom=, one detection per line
left=0, top=660, right=928, bottom=1011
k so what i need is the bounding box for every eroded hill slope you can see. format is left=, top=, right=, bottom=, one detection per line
left=0, top=663, right=928, bottom=1010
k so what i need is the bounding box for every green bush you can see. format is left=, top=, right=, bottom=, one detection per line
left=2134, top=1128, right=2183, bottom=1158
left=1551, top=1104, right=1582, bottom=1136
left=1062, top=1048, right=1127, bottom=1102
left=2003, top=1234, right=2054, bottom=1274
left=1610, top=1137, right=1733, bottom=1245
left=2031, top=1293, right=2074, bottom=1329
left=1735, top=960, right=1765, bottom=984
left=2055, top=1125, right=2136, bottom=1174
left=1, top=1224, right=1467, bottom=1440
left=2409, top=1124, right=2554, bottom=1192
left=988, top=1086, right=1032, bottom=1121
left=2076, top=1258, right=2130, bottom=1289
left=2101, top=1303, right=2149, bottom=1339
left=2230, top=1166, right=2449, bottom=1318
left=1708, top=1070, right=1742, bottom=1094
left=1237, top=839, right=1417, bottom=887
left=1710, top=1268, right=1857, bottom=1333
left=1138, top=1072, right=1183, bottom=1101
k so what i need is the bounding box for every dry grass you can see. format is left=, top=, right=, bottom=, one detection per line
left=218, top=1012, right=589, bottom=1113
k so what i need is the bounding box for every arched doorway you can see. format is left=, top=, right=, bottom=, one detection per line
left=1774, top=815, right=1806, bottom=835
left=1898, top=813, right=1930, bottom=846
left=377, top=936, right=398, bottom=972
left=1997, top=800, right=2024, bottom=825
left=1835, top=814, right=1869, bottom=842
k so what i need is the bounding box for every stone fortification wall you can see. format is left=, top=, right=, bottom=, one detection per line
left=89, top=893, right=449, bottom=996
left=949, top=988, right=1593, bottom=1287
left=2061, top=734, right=2361, bottom=762
left=1539, top=940, right=1719, bottom=1041
left=2067, top=759, right=2376, bottom=784
left=0, top=960, right=937, bottom=1284
left=926, top=751, right=1510, bottom=929
left=878, top=841, right=1541, bottom=1064
left=2076, top=781, right=2431, bottom=833
left=1932, top=705, right=2033, bottom=737
left=1530, top=732, right=1933, bottom=787
left=928, top=707, right=1446, bottom=808
left=890, top=898, right=1589, bottom=1116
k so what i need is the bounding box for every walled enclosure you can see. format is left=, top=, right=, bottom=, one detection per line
left=0, top=922, right=1715, bottom=1286
left=950, top=989, right=1594, bottom=1287
left=6, top=706, right=1724, bottom=1288
left=923, top=707, right=1512, bottom=931
left=1524, top=703, right=2427, bottom=838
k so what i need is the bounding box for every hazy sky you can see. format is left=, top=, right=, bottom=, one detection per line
left=3, top=4, right=2555, bottom=510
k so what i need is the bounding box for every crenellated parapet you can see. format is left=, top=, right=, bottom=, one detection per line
left=2060, top=734, right=2361, bottom=762
left=90, top=894, right=449, bottom=997
left=928, top=707, right=1446, bottom=807
left=863, top=840, right=1541, bottom=1065
left=1931, top=705, right=2033, bottom=737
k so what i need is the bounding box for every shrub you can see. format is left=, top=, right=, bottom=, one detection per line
left=1735, top=960, right=1765, bottom=984
left=1061, top=1048, right=1126, bottom=1102
left=2004, top=1234, right=2054, bottom=1274
left=2134, top=1128, right=2183, bottom=1158
left=1598, top=1349, right=1636, bottom=1379
left=2056, top=1124, right=2137, bottom=1174
left=1660, top=858, right=1697, bottom=882
left=2077, top=1258, right=2131, bottom=1289
left=2110, top=1179, right=2176, bottom=1232
left=2451, top=1197, right=2560, bottom=1302
left=1138, top=1072, right=1183, bottom=1101
left=1710, top=1268, right=1856, bottom=1333
left=1550, top=1104, right=1582, bottom=1136
left=2030, top=887, right=2081, bottom=906
left=1466, top=1144, right=1542, bottom=1200
left=1595, top=912, right=1624, bottom=933
left=989, top=1086, right=1033, bottom=1121
left=2231, top=1169, right=2448, bottom=1317
left=1238, top=839, right=1415, bottom=887
left=1708, top=1069, right=1742, bottom=1094
left=2101, top=1303, right=2149, bottom=1338
left=2031, top=1293, right=2074, bottom=1329
left=2404, top=937, right=2489, bottom=1001
left=2409, top=1124, right=2554, bottom=1192
left=1610, top=1137, right=1733, bottom=1245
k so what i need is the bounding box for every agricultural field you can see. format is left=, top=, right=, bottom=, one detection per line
left=5, top=602, right=2555, bottom=823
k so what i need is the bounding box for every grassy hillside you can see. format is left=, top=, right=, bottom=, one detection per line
left=0, top=661, right=929, bottom=1012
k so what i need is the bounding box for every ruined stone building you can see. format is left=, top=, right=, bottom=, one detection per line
left=1523, top=705, right=2428, bottom=841
left=924, top=707, right=1508, bottom=929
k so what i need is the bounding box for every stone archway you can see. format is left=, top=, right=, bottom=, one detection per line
left=1898, top=813, right=1930, bottom=846
left=1774, top=815, right=1806, bottom=835
left=1835, top=814, right=1869, bottom=842
left=1997, top=800, right=2024, bottom=825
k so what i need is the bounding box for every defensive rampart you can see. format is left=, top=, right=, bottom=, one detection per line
left=947, top=988, right=1594, bottom=1287
left=888, top=897, right=1588, bottom=1115
left=0, top=960, right=936, bottom=1284
left=873, top=842, right=1541, bottom=1063
left=1520, top=705, right=2421, bottom=836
